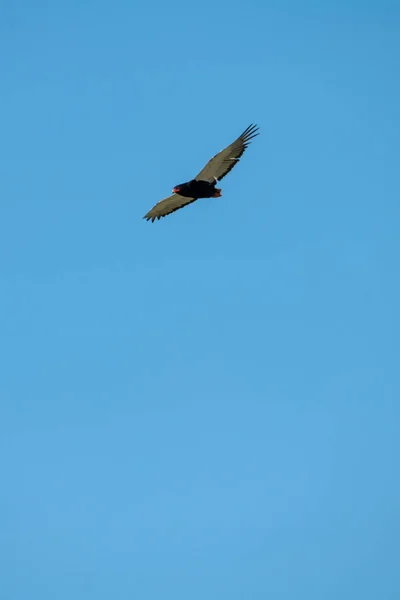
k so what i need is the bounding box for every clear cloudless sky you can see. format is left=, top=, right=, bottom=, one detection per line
left=1, top=0, right=399, bottom=598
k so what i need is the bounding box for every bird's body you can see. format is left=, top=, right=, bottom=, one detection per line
left=172, top=179, right=222, bottom=199
left=143, top=124, right=259, bottom=222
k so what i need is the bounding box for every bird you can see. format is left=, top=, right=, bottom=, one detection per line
left=143, top=123, right=259, bottom=222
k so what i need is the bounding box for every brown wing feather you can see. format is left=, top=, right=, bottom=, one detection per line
left=195, top=124, right=259, bottom=183
left=143, top=193, right=197, bottom=222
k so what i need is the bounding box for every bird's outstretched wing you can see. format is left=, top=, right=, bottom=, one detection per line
left=194, top=124, right=259, bottom=183
left=143, top=193, right=196, bottom=222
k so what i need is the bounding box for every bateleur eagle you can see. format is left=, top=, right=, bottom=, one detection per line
left=143, top=124, right=259, bottom=222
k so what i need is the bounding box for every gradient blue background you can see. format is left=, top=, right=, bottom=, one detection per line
left=1, top=1, right=399, bottom=598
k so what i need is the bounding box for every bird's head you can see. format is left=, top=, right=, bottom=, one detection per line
left=172, top=185, right=181, bottom=194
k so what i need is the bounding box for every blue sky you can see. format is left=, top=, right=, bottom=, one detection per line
left=1, top=0, right=399, bottom=598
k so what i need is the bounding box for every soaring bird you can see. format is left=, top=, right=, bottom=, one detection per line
left=143, top=124, right=259, bottom=222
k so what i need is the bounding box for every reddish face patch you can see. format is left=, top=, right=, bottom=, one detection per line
left=172, top=187, right=179, bottom=193
left=212, top=189, right=222, bottom=198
